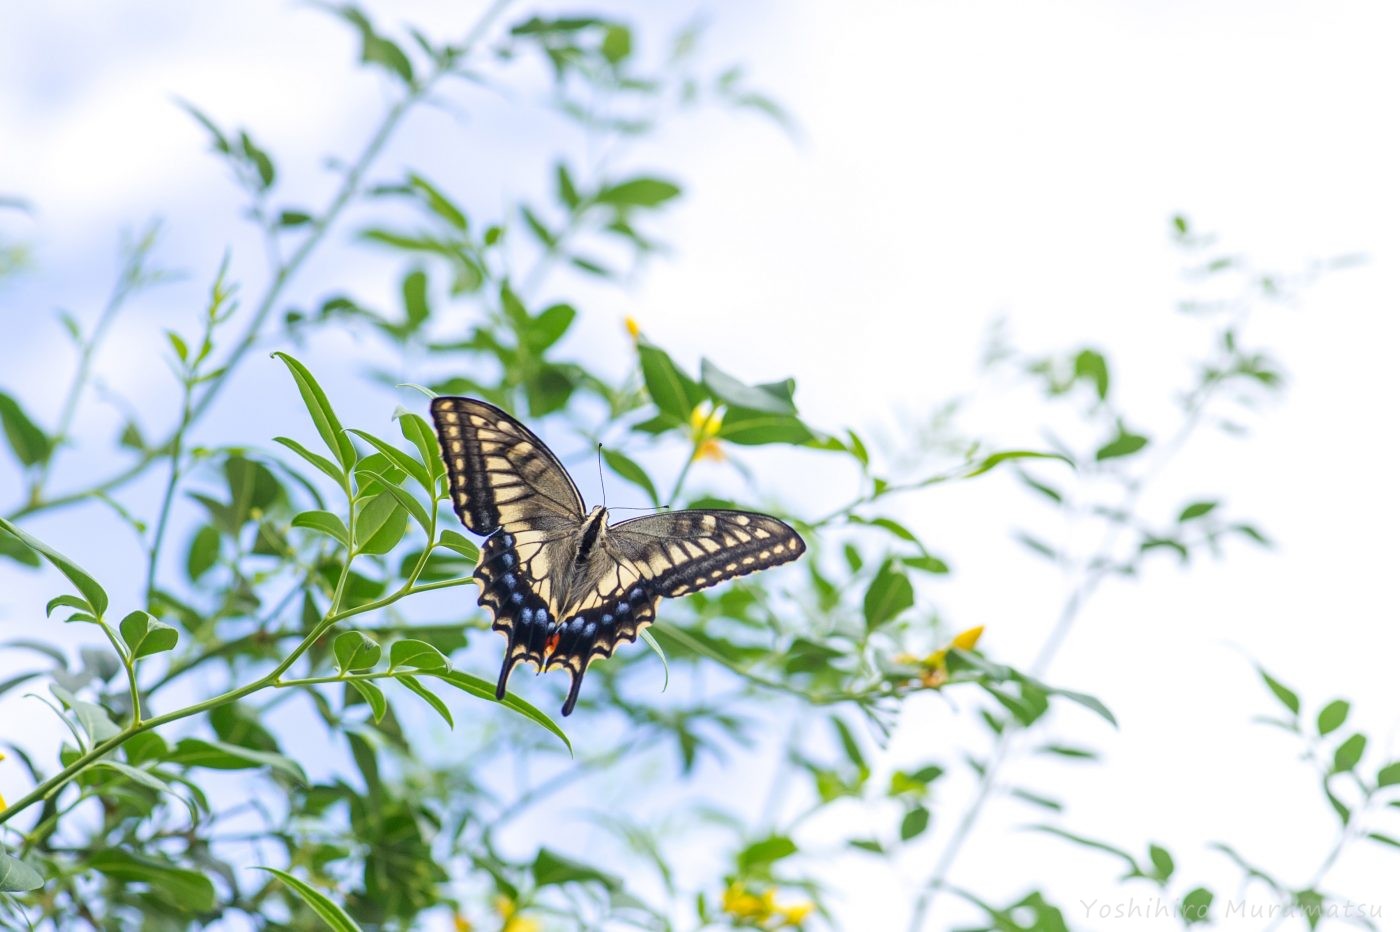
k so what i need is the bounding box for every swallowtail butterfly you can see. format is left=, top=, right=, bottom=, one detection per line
left=430, top=397, right=805, bottom=715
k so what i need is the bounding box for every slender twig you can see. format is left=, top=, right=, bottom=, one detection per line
left=25, top=223, right=166, bottom=506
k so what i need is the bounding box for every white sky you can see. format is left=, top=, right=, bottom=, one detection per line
left=3, top=1, right=1399, bottom=929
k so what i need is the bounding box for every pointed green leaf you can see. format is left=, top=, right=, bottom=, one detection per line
left=0, top=515, right=108, bottom=617
left=0, top=852, right=44, bottom=892
left=273, top=352, right=356, bottom=469
left=255, top=867, right=363, bottom=932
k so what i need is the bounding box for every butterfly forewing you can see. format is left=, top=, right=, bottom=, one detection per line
left=607, top=510, right=807, bottom=598
left=430, top=396, right=584, bottom=533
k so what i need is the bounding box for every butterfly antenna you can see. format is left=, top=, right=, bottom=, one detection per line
left=596, top=441, right=606, bottom=509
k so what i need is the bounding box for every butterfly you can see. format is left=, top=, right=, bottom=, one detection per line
left=430, top=396, right=806, bottom=716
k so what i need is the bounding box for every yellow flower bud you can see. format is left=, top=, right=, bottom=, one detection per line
left=452, top=915, right=473, bottom=932
left=951, top=625, right=984, bottom=651
left=624, top=315, right=642, bottom=341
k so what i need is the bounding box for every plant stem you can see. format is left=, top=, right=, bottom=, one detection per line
left=26, top=223, right=164, bottom=506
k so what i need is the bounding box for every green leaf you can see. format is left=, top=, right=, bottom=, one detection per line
left=354, top=491, right=408, bottom=555
left=1377, top=761, right=1400, bottom=787
left=1368, top=832, right=1400, bottom=850
left=595, top=177, right=681, bottom=208
left=737, top=835, right=798, bottom=872
left=255, top=867, right=363, bottom=932
left=1258, top=667, right=1300, bottom=715
left=119, top=610, right=179, bottom=660
left=396, top=411, right=446, bottom=488
left=1178, top=500, right=1220, bottom=522
left=1181, top=887, right=1213, bottom=925
left=1037, top=744, right=1099, bottom=761
left=326, top=4, right=414, bottom=85
left=0, top=390, right=52, bottom=466
left=600, top=24, right=631, bottom=63
left=167, top=737, right=306, bottom=783
left=186, top=524, right=221, bottom=580
left=900, top=806, right=931, bottom=841
left=637, top=628, right=669, bottom=691
left=699, top=359, right=796, bottom=415
left=1030, top=825, right=1139, bottom=872
left=349, top=429, right=432, bottom=494
left=637, top=341, right=702, bottom=421
left=437, top=529, right=479, bottom=561
left=388, top=638, right=449, bottom=672
left=292, top=510, right=351, bottom=547
left=1095, top=428, right=1150, bottom=461
left=0, top=852, right=44, bottom=892
left=863, top=561, right=914, bottom=630
left=1148, top=843, right=1174, bottom=881
left=965, top=449, right=1075, bottom=478
left=238, top=131, right=276, bottom=189
left=347, top=679, right=387, bottom=722
left=719, top=408, right=815, bottom=446
left=334, top=631, right=381, bottom=673
left=45, top=594, right=91, bottom=618
left=408, top=173, right=466, bottom=231
left=1073, top=349, right=1110, bottom=400
left=528, top=303, right=576, bottom=352
left=1044, top=685, right=1118, bottom=728
left=88, top=849, right=215, bottom=910
left=273, top=351, right=357, bottom=469
left=1333, top=733, right=1367, bottom=773
left=394, top=674, right=453, bottom=727
left=92, top=760, right=178, bottom=797
left=602, top=448, right=659, bottom=506
left=434, top=670, right=571, bottom=752
left=531, top=848, right=621, bottom=890
left=1317, top=699, right=1349, bottom=736
left=274, top=435, right=349, bottom=489
left=0, top=515, right=108, bottom=617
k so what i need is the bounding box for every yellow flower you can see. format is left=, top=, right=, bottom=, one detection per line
left=693, top=438, right=725, bottom=462
left=722, top=882, right=773, bottom=921
left=453, top=915, right=473, bottom=932
left=777, top=901, right=815, bottom=926
left=688, top=402, right=724, bottom=438
left=909, top=626, right=985, bottom=689
left=503, top=918, right=539, bottom=932
left=624, top=315, right=642, bottom=341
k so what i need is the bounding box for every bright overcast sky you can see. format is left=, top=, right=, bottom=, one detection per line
left=3, top=2, right=1399, bottom=929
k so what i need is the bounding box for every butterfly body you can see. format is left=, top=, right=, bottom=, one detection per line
left=431, top=396, right=805, bottom=715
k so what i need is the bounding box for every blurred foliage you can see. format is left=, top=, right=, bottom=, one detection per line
left=0, top=5, right=1394, bottom=932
